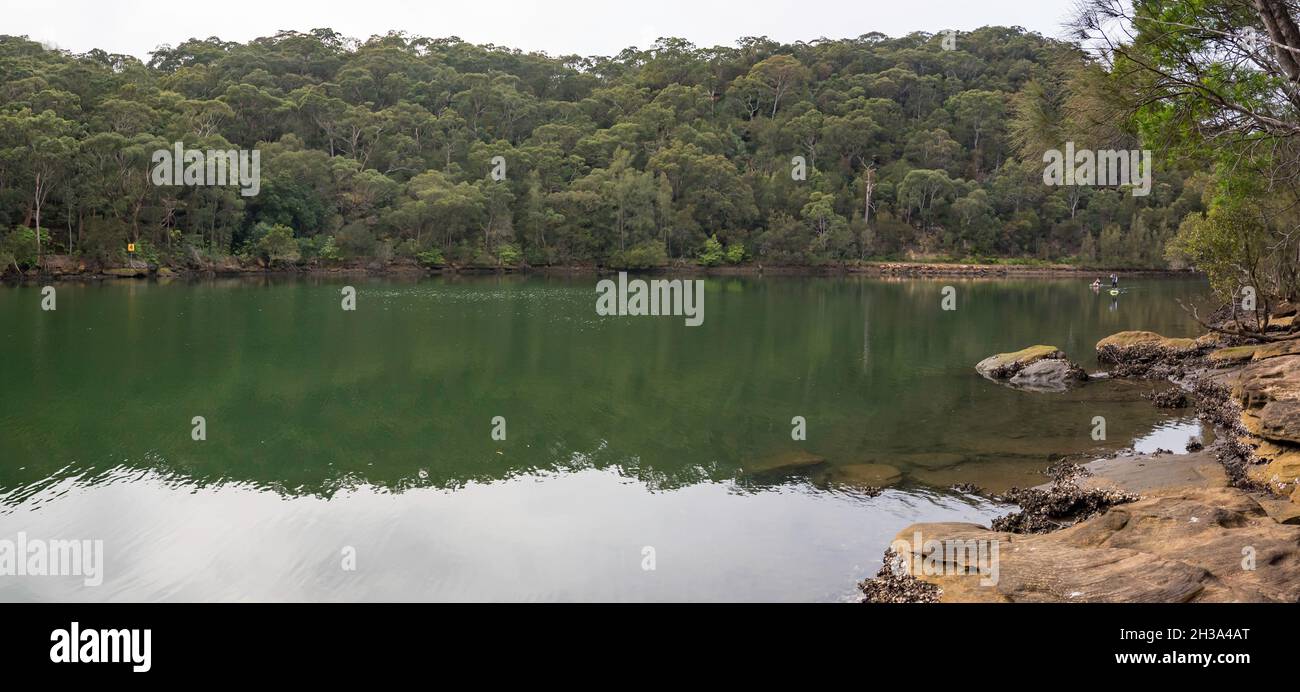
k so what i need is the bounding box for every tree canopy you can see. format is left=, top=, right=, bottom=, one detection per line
left=0, top=25, right=1202, bottom=271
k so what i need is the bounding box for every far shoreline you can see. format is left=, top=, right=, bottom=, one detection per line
left=3, top=258, right=1205, bottom=283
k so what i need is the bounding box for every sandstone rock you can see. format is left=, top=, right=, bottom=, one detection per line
left=1257, top=400, right=1300, bottom=445
left=747, top=450, right=827, bottom=475
left=1252, top=339, right=1300, bottom=361
left=103, top=267, right=146, bottom=277
left=826, top=463, right=902, bottom=487
left=1196, top=333, right=1224, bottom=348
left=1096, top=330, right=1198, bottom=357
left=1245, top=451, right=1300, bottom=494
left=41, top=255, right=79, bottom=276
left=1096, top=331, right=1201, bottom=378
left=889, top=451, right=967, bottom=469
left=1257, top=497, right=1300, bottom=525
left=1007, top=358, right=1087, bottom=392
left=1267, top=315, right=1298, bottom=331
left=1233, top=355, right=1300, bottom=409
left=1208, top=345, right=1260, bottom=364
left=893, top=486, right=1300, bottom=602
left=975, top=345, right=1064, bottom=380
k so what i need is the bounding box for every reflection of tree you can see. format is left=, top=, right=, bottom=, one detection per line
left=0, top=277, right=1209, bottom=500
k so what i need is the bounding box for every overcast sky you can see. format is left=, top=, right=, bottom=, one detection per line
left=5, top=0, right=1079, bottom=60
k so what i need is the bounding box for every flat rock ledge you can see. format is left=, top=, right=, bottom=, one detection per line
left=1095, top=330, right=1203, bottom=379
left=885, top=485, right=1300, bottom=602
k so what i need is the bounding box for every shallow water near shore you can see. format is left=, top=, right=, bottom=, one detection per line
left=0, top=274, right=1210, bottom=601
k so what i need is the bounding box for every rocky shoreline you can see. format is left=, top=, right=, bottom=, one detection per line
left=6, top=255, right=1199, bottom=282
left=862, top=320, right=1300, bottom=603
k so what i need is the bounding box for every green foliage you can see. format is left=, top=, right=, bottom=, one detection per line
left=0, top=27, right=1201, bottom=269
left=318, top=236, right=342, bottom=262
left=725, top=242, right=746, bottom=265
left=698, top=235, right=726, bottom=267
left=496, top=243, right=522, bottom=266
left=252, top=224, right=301, bottom=263
left=415, top=248, right=445, bottom=267
left=0, top=226, right=50, bottom=268
left=131, top=238, right=162, bottom=266
left=612, top=240, right=668, bottom=269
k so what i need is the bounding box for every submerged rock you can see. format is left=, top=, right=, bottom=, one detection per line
left=746, top=450, right=827, bottom=475
left=826, top=462, right=902, bottom=487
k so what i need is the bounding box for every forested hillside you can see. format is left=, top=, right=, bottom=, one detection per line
left=0, top=27, right=1202, bottom=271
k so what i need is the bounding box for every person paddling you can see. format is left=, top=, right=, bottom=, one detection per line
left=1090, top=278, right=1101, bottom=291
left=1110, top=273, right=1118, bottom=288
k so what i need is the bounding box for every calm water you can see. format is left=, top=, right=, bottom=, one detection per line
left=0, top=274, right=1208, bottom=601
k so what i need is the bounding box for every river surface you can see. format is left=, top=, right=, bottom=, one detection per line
left=0, top=274, right=1210, bottom=601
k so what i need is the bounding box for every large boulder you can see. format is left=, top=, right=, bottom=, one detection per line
left=975, top=344, right=1065, bottom=379
left=976, top=345, right=1085, bottom=391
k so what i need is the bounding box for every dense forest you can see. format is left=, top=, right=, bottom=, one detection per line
left=0, top=25, right=1204, bottom=272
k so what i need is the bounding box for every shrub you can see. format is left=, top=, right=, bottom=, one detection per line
left=725, top=241, right=746, bottom=265
left=1, top=226, right=51, bottom=269
left=318, top=236, right=342, bottom=262
left=254, top=224, right=300, bottom=263
left=496, top=243, right=522, bottom=266
left=698, top=234, right=725, bottom=267
left=612, top=240, right=668, bottom=269
left=415, top=248, right=445, bottom=267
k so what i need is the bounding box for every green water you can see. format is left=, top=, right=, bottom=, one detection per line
left=0, top=274, right=1208, bottom=601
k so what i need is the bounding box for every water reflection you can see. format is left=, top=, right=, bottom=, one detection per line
left=0, top=274, right=1212, bottom=600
